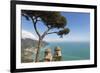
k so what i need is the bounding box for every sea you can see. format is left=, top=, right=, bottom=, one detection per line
left=39, top=42, right=90, bottom=61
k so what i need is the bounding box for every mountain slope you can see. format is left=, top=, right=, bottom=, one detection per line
left=21, top=30, right=48, bottom=49
left=21, top=30, right=48, bottom=63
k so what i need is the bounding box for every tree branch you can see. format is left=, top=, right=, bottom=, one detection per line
left=41, top=27, right=51, bottom=39
left=47, top=32, right=58, bottom=34
left=31, top=17, right=41, bottom=38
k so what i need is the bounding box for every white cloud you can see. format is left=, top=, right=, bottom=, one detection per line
left=22, top=30, right=38, bottom=40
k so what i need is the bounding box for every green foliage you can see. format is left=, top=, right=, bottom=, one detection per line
left=57, top=28, right=70, bottom=38
left=41, top=12, right=67, bottom=28
left=22, top=10, right=69, bottom=38
left=22, top=10, right=66, bottom=27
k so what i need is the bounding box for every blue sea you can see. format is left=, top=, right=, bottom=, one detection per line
left=39, top=42, right=90, bottom=61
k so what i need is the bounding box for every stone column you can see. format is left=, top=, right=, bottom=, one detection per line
left=53, top=46, right=62, bottom=61
left=44, top=48, right=52, bottom=62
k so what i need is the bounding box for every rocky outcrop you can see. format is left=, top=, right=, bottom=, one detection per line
left=53, top=46, right=62, bottom=61
left=44, top=48, right=53, bottom=62
left=43, top=46, right=62, bottom=62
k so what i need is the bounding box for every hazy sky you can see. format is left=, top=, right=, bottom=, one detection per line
left=21, top=11, right=90, bottom=42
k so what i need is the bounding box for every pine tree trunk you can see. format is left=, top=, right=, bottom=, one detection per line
left=35, top=38, right=42, bottom=62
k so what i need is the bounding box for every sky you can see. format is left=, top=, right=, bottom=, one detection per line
left=21, top=11, right=90, bottom=42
